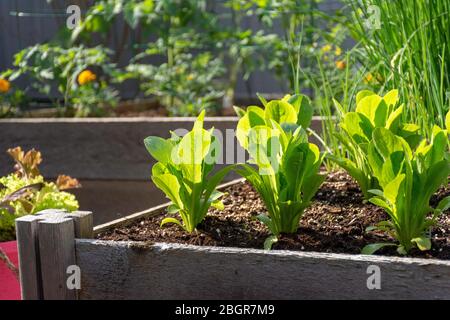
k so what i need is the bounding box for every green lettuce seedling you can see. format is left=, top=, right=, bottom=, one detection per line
left=144, top=111, right=233, bottom=233
left=235, top=94, right=325, bottom=249
left=329, top=89, right=422, bottom=199
left=0, top=147, right=80, bottom=241
left=362, top=126, right=450, bottom=255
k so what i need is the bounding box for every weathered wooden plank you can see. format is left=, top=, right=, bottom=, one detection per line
left=38, top=213, right=77, bottom=300
left=93, top=202, right=170, bottom=235
left=15, top=215, right=43, bottom=300
left=67, top=211, right=94, bottom=239
left=0, top=117, right=324, bottom=180
left=72, top=179, right=165, bottom=226
left=0, top=117, right=241, bottom=180
left=76, top=240, right=450, bottom=300
left=0, top=117, right=255, bottom=223
left=16, top=210, right=94, bottom=300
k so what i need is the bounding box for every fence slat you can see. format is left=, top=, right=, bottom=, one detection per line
left=16, top=210, right=93, bottom=300
left=15, top=215, right=43, bottom=300
left=67, top=211, right=94, bottom=239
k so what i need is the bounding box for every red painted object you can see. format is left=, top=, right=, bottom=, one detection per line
left=0, top=241, right=21, bottom=300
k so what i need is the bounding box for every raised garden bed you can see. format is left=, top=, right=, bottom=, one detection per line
left=0, top=116, right=324, bottom=225
left=15, top=176, right=450, bottom=300
left=97, top=172, right=450, bottom=260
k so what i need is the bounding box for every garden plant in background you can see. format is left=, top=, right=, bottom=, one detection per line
left=0, top=75, right=25, bottom=118
left=346, top=0, right=450, bottom=137
left=329, top=89, right=422, bottom=199
left=235, top=94, right=325, bottom=249
left=8, top=44, right=120, bottom=116
left=68, top=0, right=291, bottom=115
left=363, top=122, right=450, bottom=255
left=122, top=0, right=226, bottom=116
left=2, top=0, right=360, bottom=118
left=71, top=0, right=227, bottom=116
left=250, top=0, right=368, bottom=170
left=304, top=25, right=370, bottom=170
left=127, top=52, right=225, bottom=116
left=215, top=0, right=283, bottom=110
left=250, top=0, right=361, bottom=96
left=252, top=0, right=318, bottom=93
left=144, top=111, right=234, bottom=233
left=0, top=147, right=81, bottom=242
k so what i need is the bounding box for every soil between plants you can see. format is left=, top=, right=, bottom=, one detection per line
left=97, top=171, right=450, bottom=260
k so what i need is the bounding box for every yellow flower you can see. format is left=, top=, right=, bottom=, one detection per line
left=187, top=73, right=195, bottom=81
left=335, top=46, right=342, bottom=56
left=0, top=78, right=11, bottom=93
left=321, top=44, right=332, bottom=54
left=335, top=60, right=346, bottom=70
left=364, top=73, right=374, bottom=84
left=77, top=70, right=97, bottom=86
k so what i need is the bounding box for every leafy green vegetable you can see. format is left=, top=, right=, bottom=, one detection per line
left=363, top=127, right=450, bottom=254
left=0, top=147, right=80, bottom=241
left=329, top=90, right=422, bottom=199
left=10, top=44, right=120, bottom=117
left=144, top=111, right=234, bottom=233
left=235, top=95, right=324, bottom=246
left=361, top=242, right=397, bottom=255
left=127, top=52, right=224, bottom=116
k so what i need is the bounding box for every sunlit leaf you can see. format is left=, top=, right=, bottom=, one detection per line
left=361, top=243, right=396, bottom=255
left=160, top=217, right=183, bottom=228
left=411, top=237, right=431, bottom=251
left=56, top=175, right=81, bottom=190
left=264, top=235, right=278, bottom=250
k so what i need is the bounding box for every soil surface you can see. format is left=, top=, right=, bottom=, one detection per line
left=97, top=171, right=450, bottom=259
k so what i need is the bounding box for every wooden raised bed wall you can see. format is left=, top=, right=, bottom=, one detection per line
left=1, top=117, right=238, bottom=224
left=15, top=208, right=450, bottom=300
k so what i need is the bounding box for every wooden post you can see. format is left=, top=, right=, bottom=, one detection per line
left=15, top=210, right=93, bottom=300
left=15, top=216, right=42, bottom=300
left=66, top=211, right=94, bottom=239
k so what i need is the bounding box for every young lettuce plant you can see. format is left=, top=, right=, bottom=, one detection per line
left=144, top=111, right=233, bottom=233
left=0, top=147, right=80, bottom=241
left=235, top=94, right=325, bottom=249
left=329, top=89, right=422, bottom=199
left=362, top=126, right=450, bottom=255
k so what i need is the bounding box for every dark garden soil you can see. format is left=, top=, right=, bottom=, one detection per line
left=97, top=171, right=450, bottom=260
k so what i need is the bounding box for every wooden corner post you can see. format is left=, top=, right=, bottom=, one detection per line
left=15, top=210, right=93, bottom=300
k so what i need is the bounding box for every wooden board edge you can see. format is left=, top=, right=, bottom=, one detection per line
left=93, top=178, right=245, bottom=235
left=76, top=238, right=450, bottom=267
left=0, top=116, right=326, bottom=124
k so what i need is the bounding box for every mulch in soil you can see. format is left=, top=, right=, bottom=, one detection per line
left=97, top=171, right=450, bottom=260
